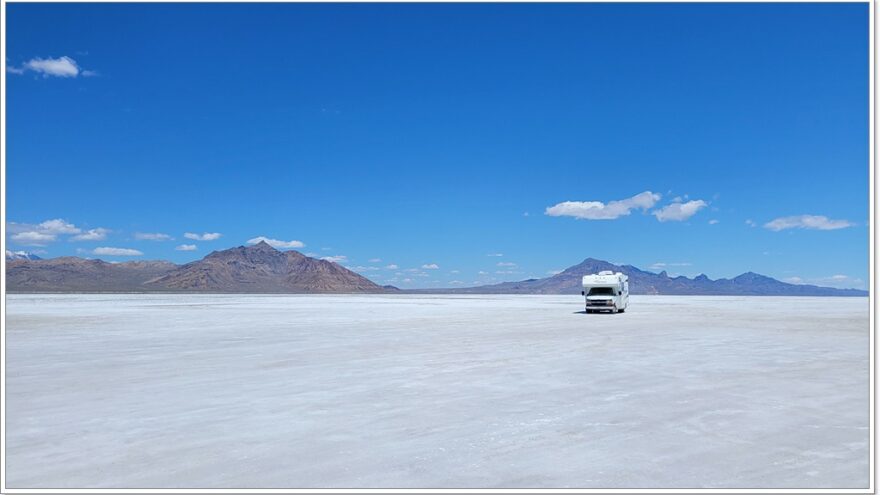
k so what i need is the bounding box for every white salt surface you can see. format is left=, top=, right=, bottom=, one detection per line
left=4, top=294, right=870, bottom=488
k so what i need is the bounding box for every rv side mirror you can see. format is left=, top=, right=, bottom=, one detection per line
left=618, top=291, right=622, bottom=295
left=581, top=291, right=585, bottom=296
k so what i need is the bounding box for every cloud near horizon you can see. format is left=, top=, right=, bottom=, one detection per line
left=7, top=56, right=96, bottom=78
left=185, top=232, right=223, bottom=241
left=71, top=228, right=109, bottom=241
left=246, top=236, right=304, bottom=249
left=545, top=191, right=660, bottom=220
left=11, top=231, right=56, bottom=246
left=321, top=255, right=348, bottom=263
left=8, top=218, right=89, bottom=245
left=652, top=199, right=708, bottom=222
left=135, top=232, right=173, bottom=241
left=93, top=247, right=143, bottom=256
left=422, top=263, right=440, bottom=269
left=763, top=215, right=853, bottom=231
left=175, top=244, right=197, bottom=251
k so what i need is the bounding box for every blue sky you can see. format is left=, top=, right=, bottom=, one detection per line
left=5, top=3, right=869, bottom=289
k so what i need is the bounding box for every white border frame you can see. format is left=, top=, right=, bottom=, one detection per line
left=0, top=1, right=874, bottom=493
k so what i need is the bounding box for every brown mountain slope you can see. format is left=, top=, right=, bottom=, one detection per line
left=6, top=257, right=177, bottom=292
left=144, top=241, right=392, bottom=293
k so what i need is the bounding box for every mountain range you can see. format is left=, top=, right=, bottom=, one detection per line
left=6, top=241, right=393, bottom=293
left=5, top=243, right=867, bottom=296
left=430, top=258, right=867, bottom=296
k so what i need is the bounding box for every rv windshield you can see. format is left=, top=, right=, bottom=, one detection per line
left=587, top=287, right=615, bottom=296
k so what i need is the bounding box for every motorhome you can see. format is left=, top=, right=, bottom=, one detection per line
left=582, top=271, right=629, bottom=314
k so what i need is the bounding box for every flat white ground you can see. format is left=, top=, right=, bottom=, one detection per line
left=5, top=294, right=870, bottom=489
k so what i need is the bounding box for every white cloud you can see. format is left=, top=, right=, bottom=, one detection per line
left=449, top=280, right=465, bottom=285
left=649, top=262, right=693, bottom=270
left=70, top=228, right=109, bottom=241
left=185, top=232, right=223, bottom=241
left=321, top=255, right=348, bottom=263
left=652, top=200, right=708, bottom=222
left=385, top=264, right=399, bottom=270
left=478, top=271, right=489, bottom=275
left=351, top=265, right=380, bottom=272
left=38, top=219, right=81, bottom=234
left=175, top=244, right=197, bottom=251
left=135, top=232, right=172, bottom=241
left=368, top=258, right=382, bottom=263
left=708, top=219, right=720, bottom=225
left=246, top=236, right=304, bottom=249
left=547, top=269, right=564, bottom=275
left=450, top=270, right=460, bottom=274
left=11, top=231, right=56, bottom=246
left=745, top=219, right=757, bottom=227
left=9, top=56, right=92, bottom=78
left=487, top=253, right=504, bottom=257
left=496, top=261, right=517, bottom=267
left=545, top=191, right=660, bottom=220
left=93, top=247, right=143, bottom=256
left=763, top=215, right=853, bottom=232
left=422, top=263, right=439, bottom=269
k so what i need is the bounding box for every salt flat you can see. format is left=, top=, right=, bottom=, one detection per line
left=4, top=294, right=870, bottom=489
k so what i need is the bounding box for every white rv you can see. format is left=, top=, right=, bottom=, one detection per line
left=582, top=271, right=629, bottom=313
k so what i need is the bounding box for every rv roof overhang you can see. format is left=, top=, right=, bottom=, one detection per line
left=582, top=275, right=624, bottom=288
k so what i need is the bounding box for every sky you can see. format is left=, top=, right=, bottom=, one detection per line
left=4, top=3, right=870, bottom=289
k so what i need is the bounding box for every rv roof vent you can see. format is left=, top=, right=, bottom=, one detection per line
left=598, top=270, right=614, bottom=276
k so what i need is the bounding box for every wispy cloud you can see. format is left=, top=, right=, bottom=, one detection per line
left=496, top=261, right=516, bottom=267
left=321, top=255, right=348, bottom=263
left=247, top=236, right=306, bottom=249
left=368, top=258, right=382, bottom=263
left=36, top=219, right=81, bottom=234
left=246, top=236, right=304, bottom=249
left=649, top=262, right=693, bottom=270
left=70, top=228, right=109, bottom=241
left=708, top=219, right=720, bottom=225
left=135, top=232, right=172, bottom=241
left=547, top=269, right=563, bottom=275
left=487, top=253, right=504, bottom=257
left=545, top=191, right=660, bottom=220
left=8, top=56, right=95, bottom=78
left=11, top=231, right=56, bottom=246
left=385, top=264, right=399, bottom=270
left=763, top=215, right=853, bottom=231
left=93, top=247, right=143, bottom=256
left=421, top=263, right=439, bottom=269
left=7, top=218, right=85, bottom=245
left=745, top=219, right=757, bottom=227
left=175, top=244, right=197, bottom=251
left=185, top=232, right=222, bottom=241
left=652, top=199, right=708, bottom=222
left=351, top=265, right=379, bottom=272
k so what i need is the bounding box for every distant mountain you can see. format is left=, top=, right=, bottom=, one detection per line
left=5, top=250, right=42, bottom=261
left=6, top=257, right=176, bottom=292
left=7, top=242, right=395, bottom=293
left=144, top=241, right=392, bottom=293
left=425, top=257, right=867, bottom=297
